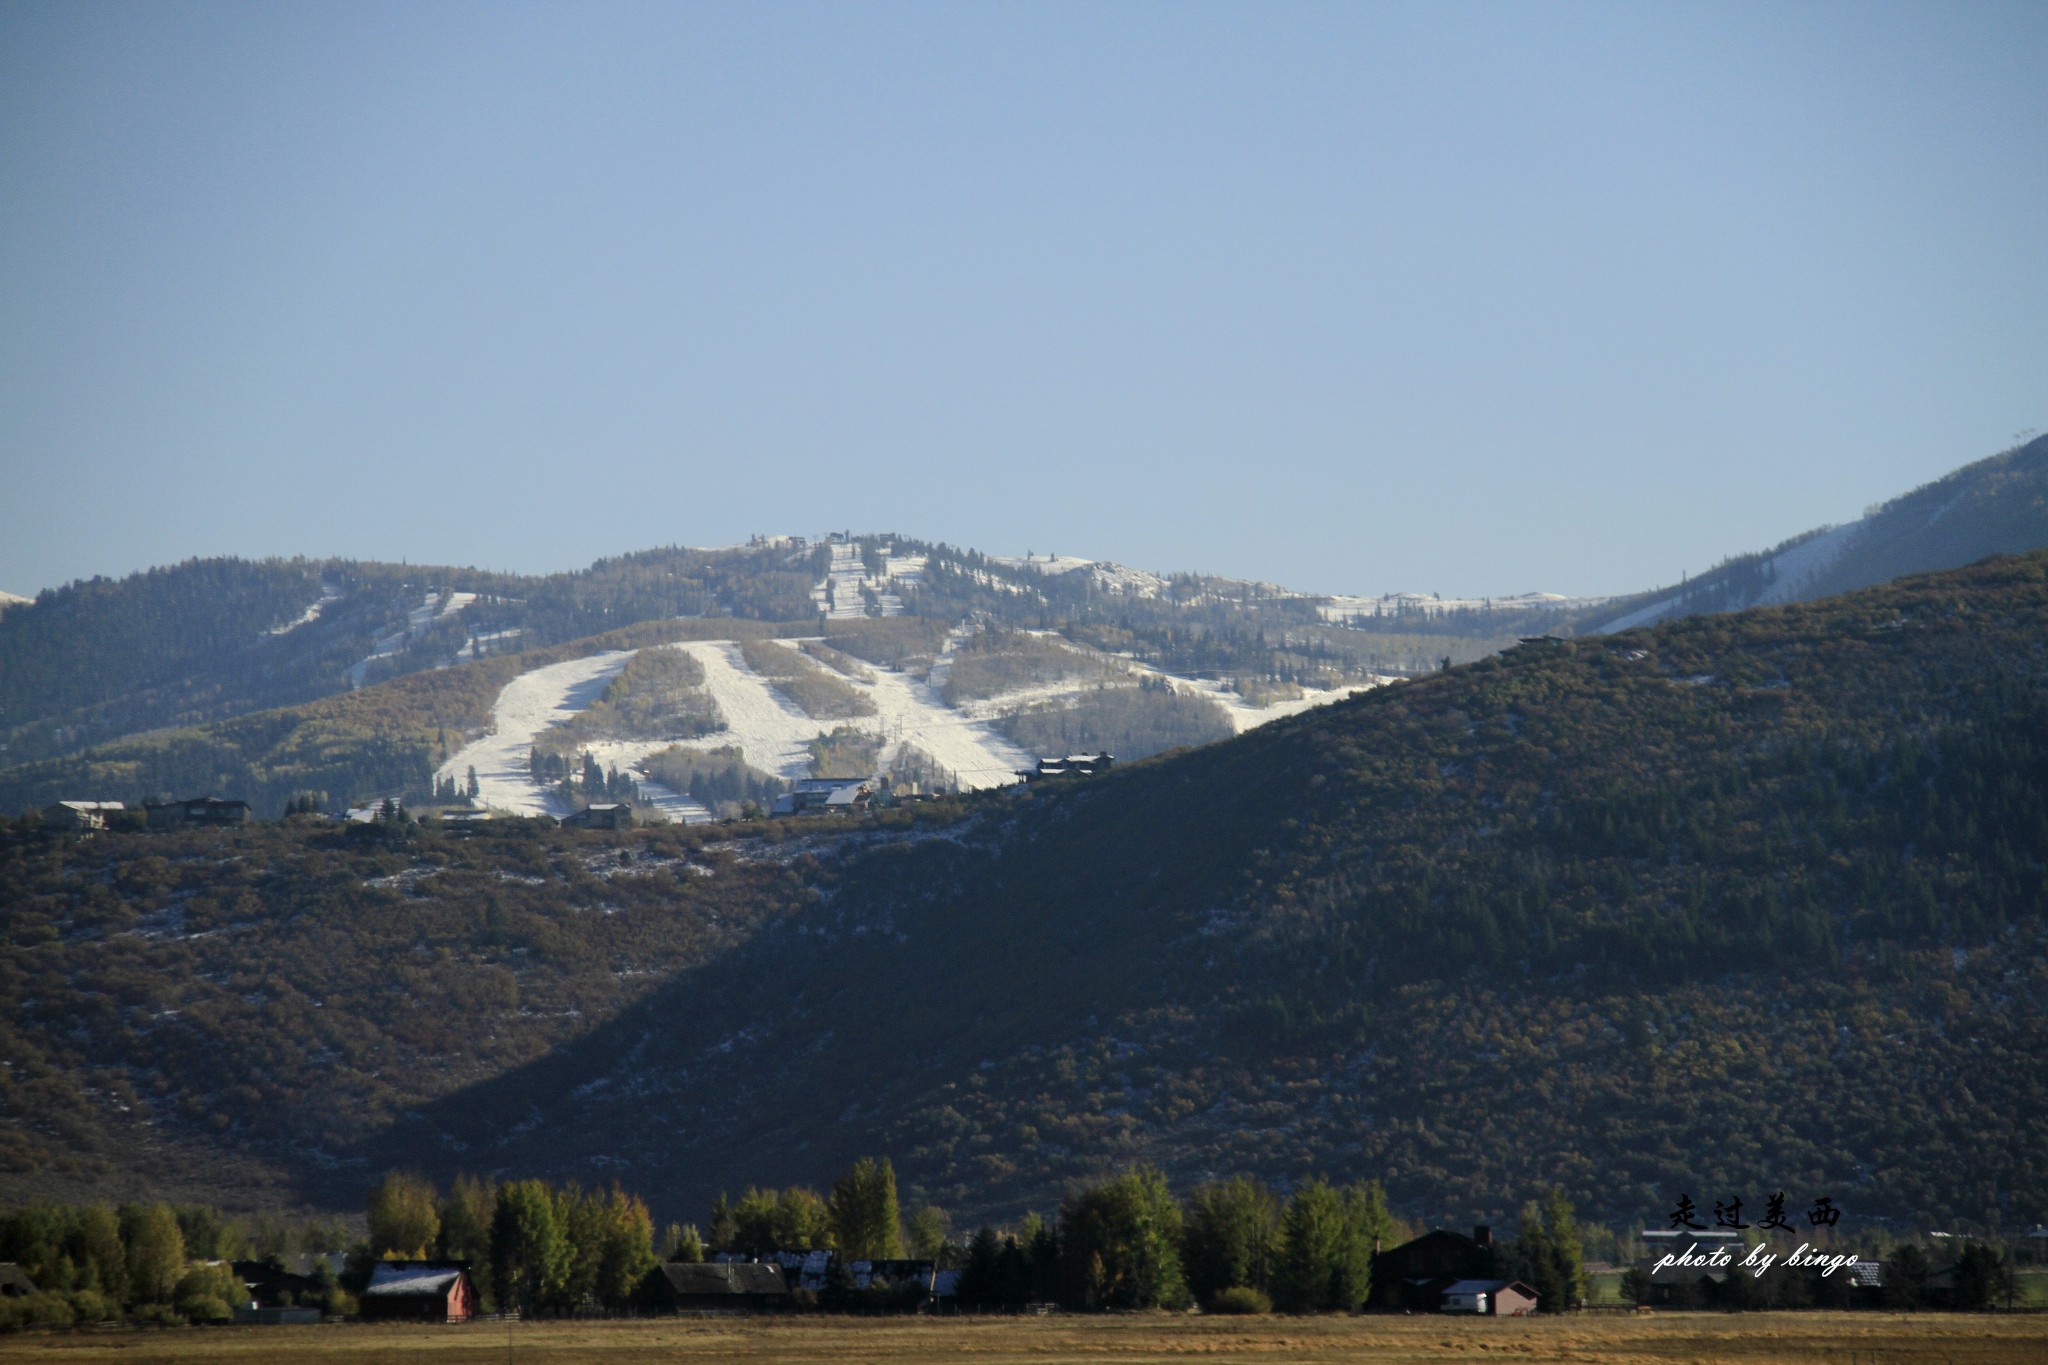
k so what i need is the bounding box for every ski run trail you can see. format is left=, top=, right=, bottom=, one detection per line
left=441, top=634, right=1386, bottom=822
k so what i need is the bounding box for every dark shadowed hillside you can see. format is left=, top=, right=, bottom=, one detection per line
left=371, top=556, right=2047, bottom=1233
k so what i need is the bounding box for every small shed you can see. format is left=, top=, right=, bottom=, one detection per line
left=1440, top=1278, right=1538, bottom=1315
left=358, top=1261, right=476, bottom=1322
left=637, top=1261, right=789, bottom=1312
left=0, top=1264, right=37, bottom=1298
left=42, top=801, right=124, bottom=832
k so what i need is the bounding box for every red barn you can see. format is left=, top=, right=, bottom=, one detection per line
left=359, top=1261, right=477, bottom=1322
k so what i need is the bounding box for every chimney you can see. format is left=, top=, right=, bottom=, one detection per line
left=1473, top=1225, right=1492, bottom=1248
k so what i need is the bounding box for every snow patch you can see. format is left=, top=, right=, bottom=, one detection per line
left=267, top=586, right=343, bottom=636
left=349, top=589, right=482, bottom=686
left=1752, top=522, right=1865, bottom=607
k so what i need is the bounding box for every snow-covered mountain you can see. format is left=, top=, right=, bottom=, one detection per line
left=1583, top=433, right=2048, bottom=633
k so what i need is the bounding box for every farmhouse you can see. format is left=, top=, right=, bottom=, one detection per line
left=145, top=796, right=252, bottom=829
left=41, top=800, right=124, bottom=832
left=1369, top=1227, right=1497, bottom=1311
left=357, top=1261, right=477, bottom=1322
left=636, top=1261, right=789, bottom=1312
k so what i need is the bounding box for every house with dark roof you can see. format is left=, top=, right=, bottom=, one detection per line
left=358, top=1261, right=476, bottom=1322
left=770, top=780, right=874, bottom=817
left=230, top=1259, right=325, bottom=1311
left=1019, top=753, right=1115, bottom=781
left=637, top=1262, right=789, bottom=1312
left=0, top=1264, right=36, bottom=1298
left=42, top=801, right=124, bottom=833
left=145, top=796, right=252, bottom=829
left=562, top=802, right=635, bottom=830
left=1368, top=1227, right=1498, bottom=1311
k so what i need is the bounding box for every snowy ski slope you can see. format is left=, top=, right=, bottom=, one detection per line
left=438, top=617, right=1388, bottom=821
left=439, top=638, right=1035, bottom=821
left=436, top=652, right=633, bottom=817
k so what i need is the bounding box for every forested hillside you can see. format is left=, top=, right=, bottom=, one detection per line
left=3, top=556, right=2044, bottom=1235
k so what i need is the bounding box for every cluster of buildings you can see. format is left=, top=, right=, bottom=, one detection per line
left=40, top=796, right=251, bottom=833
left=310, top=1254, right=956, bottom=1322
left=1018, top=753, right=1115, bottom=782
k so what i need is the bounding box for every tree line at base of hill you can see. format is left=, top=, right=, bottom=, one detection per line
left=3, top=1157, right=2029, bottom=1331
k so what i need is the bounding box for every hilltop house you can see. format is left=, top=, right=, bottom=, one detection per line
left=41, top=800, right=124, bottom=832
left=770, top=779, right=874, bottom=817
left=1369, top=1227, right=1498, bottom=1312
left=358, top=1261, right=476, bottom=1323
left=1019, top=753, right=1115, bottom=781
left=562, top=802, right=635, bottom=830
left=145, top=796, right=252, bottom=829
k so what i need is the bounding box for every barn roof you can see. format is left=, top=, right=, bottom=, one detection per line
left=364, top=1262, right=466, bottom=1297
left=655, top=1262, right=788, bottom=1296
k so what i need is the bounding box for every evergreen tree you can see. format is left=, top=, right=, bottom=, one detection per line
left=1509, top=1188, right=1584, bottom=1313
left=957, top=1225, right=1003, bottom=1307
left=1183, top=1175, right=1280, bottom=1306
left=1271, top=1179, right=1373, bottom=1313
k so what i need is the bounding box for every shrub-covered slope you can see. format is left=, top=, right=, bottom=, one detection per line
left=381, top=554, right=2048, bottom=1230
left=0, top=813, right=853, bottom=1208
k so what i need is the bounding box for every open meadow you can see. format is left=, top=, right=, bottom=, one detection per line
left=0, top=1313, right=2043, bottom=1365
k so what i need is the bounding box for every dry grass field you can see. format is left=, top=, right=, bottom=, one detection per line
left=0, top=1313, right=2042, bottom=1365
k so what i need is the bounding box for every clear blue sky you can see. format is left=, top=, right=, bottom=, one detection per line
left=2, top=1, right=2042, bottom=599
